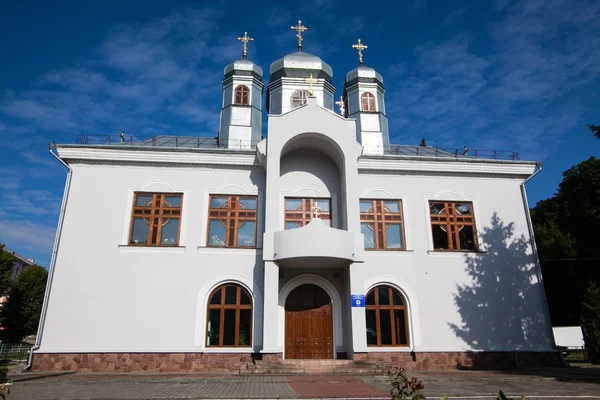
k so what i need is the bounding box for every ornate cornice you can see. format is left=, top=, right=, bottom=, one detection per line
left=57, top=146, right=261, bottom=169
left=358, top=157, right=536, bottom=177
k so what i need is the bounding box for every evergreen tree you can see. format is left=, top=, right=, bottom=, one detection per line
left=0, top=265, right=48, bottom=343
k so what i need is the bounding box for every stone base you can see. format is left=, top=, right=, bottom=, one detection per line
left=32, top=350, right=563, bottom=372
left=32, top=353, right=255, bottom=373
left=354, top=351, right=564, bottom=370
left=260, top=353, right=283, bottom=362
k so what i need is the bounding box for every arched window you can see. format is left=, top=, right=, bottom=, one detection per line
left=290, top=90, right=309, bottom=109
left=365, top=285, right=409, bottom=347
left=206, top=283, right=252, bottom=347
left=234, top=85, right=250, bottom=105
left=361, top=92, right=376, bottom=112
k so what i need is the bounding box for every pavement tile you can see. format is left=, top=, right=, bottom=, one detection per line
left=5, top=369, right=600, bottom=400
left=288, top=375, right=388, bottom=399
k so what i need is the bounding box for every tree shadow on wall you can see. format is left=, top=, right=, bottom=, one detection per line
left=449, top=213, right=555, bottom=370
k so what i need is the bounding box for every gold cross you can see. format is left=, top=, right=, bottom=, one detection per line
left=304, top=73, right=315, bottom=95
left=291, top=20, right=308, bottom=51
left=335, top=96, right=345, bottom=116
left=352, top=38, right=368, bottom=66
left=311, top=203, right=321, bottom=218
left=237, top=31, right=254, bottom=60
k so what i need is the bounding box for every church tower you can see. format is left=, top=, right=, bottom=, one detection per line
left=342, top=39, right=389, bottom=155
left=218, top=32, right=263, bottom=149
left=267, top=21, right=335, bottom=115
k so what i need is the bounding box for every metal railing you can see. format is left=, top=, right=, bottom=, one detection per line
left=0, top=343, right=33, bottom=361
left=74, top=135, right=522, bottom=161
left=365, top=145, right=521, bottom=160
left=76, top=134, right=260, bottom=150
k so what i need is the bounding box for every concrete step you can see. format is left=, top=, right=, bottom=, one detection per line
left=240, top=359, right=389, bottom=375
left=242, top=368, right=387, bottom=375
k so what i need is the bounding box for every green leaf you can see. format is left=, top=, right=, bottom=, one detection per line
left=498, top=390, right=510, bottom=400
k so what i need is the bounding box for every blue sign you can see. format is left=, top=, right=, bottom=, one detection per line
left=351, top=294, right=365, bottom=307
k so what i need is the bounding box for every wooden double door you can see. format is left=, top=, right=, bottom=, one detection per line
left=285, top=284, right=333, bottom=359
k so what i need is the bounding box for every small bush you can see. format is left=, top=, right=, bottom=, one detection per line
left=388, top=366, right=425, bottom=400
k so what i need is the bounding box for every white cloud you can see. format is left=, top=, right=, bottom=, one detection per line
left=0, top=219, right=56, bottom=255
left=0, top=5, right=233, bottom=137
left=385, top=0, right=600, bottom=157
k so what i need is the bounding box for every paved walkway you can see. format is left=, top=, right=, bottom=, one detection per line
left=6, top=368, right=600, bottom=399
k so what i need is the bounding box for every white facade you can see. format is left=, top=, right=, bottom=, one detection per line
left=36, top=49, right=556, bottom=367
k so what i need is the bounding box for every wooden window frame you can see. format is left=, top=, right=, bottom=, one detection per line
left=290, top=90, right=309, bottom=109
left=234, top=85, right=250, bottom=105
left=207, top=195, right=257, bottom=248
left=284, top=197, right=332, bottom=228
left=429, top=201, right=478, bottom=251
left=360, top=199, right=406, bottom=250
left=129, top=192, right=182, bottom=246
left=206, top=284, right=252, bottom=348
left=366, top=285, right=409, bottom=347
left=361, top=92, right=376, bottom=112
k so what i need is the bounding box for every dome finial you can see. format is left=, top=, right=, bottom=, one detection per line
left=352, top=38, right=368, bottom=66
left=237, top=31, right=254, bottom=60
left=291, top=20, right=309, bottom=52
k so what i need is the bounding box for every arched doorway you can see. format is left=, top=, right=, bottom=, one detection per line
left=285, top=284, right=333, bottom=359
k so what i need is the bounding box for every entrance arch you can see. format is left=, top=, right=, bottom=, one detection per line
left=285, top=284, right=333, bottom=359
left=278, top=274, right=343, bottom=358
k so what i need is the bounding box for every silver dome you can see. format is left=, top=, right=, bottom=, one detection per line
left=345, top=66, right=383, bottom=85
left=224, top=59, right=263, bottom=77
left=269, top=52, right=333, bottom=81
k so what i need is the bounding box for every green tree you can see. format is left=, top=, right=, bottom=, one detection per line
left=589, top=124, right=600, bottom=140
left=0, top=244, right=15, bottom=296
left=531, top=157, right=600, bottom=328
left=556, top=157, right=600, bottom=257
left=0, top=265, right=48, bottom=343
left=581, top=281, right=600, bottom=363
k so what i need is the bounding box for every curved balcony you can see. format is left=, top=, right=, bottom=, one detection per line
left=273, top=219, right=355, bottom=267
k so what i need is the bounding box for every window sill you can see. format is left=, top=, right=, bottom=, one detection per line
left=358, top=347, right=413, bottom=352
left=364, top=249, right=414, bottom=256
left=427, top=250, right=487, bottom=257
left=197, top=246, right=263, bottom=254
left=118, top=245, right=186, bottom=253
left=202, top=347, right=254, bottom=353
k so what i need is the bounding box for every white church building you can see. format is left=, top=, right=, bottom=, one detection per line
left=32, top=27, right=560, bottom=372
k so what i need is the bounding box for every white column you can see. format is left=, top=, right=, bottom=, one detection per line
left=261, top=261, right=281, bottom=353
left=348, top=263, right=367, bottom=355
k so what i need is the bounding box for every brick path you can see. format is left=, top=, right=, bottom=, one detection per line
left=6, top=368, right=600, bottom=399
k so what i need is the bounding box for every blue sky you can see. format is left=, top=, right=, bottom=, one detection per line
left=1, top=0, right=599, bottom=267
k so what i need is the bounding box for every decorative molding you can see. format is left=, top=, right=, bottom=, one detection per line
left=289, top=185, right=329, bottom=197
left=358, top=157, right=536, bottom=177
left=58, top=147, right=261, bottom=168
left=432, top=189, right=467, bottom=201
left=214, top=182, right=257, bottom=194
left=141, top=180, right=178, bottom=192
left=360, top=187, right=396, bottom=198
